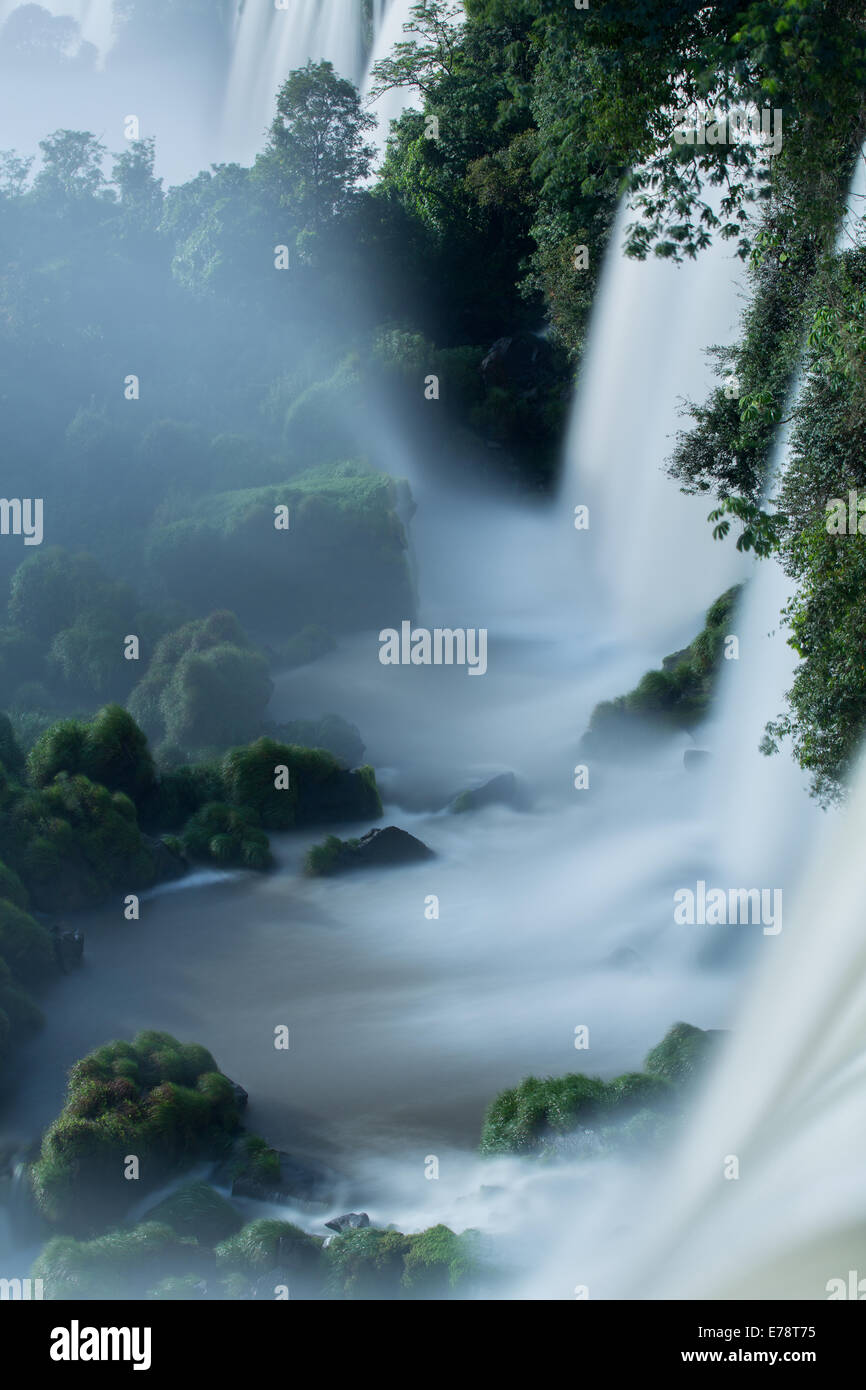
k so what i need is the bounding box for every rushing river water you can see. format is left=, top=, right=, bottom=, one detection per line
left=3, top=0, right=860, bottom=1302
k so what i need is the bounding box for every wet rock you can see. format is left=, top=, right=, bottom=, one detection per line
left=325, top=1212, right=370, bottom=1234
left=450, top=772, right=529, bottom=813
left=50, top=923, right=84, bottom=973
left=226, top=1080, right=248, bottom=1112
left=352, top=826, right=433, bottom=866
left=145, top=835, right=188, bottom=883
left=230, top=1150, right=340, bottom=1210
left=309, top=825, right=434, bottom=876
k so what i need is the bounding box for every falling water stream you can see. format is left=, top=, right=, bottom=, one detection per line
left=0, top=0, right=858, bottom=1301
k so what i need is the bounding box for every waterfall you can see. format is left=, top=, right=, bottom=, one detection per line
left=220, top=0, right=375, bottom=168
left=0, top=1, right=406, bottom=178
left=560, top=194, right=752, bottom=650
left=701, top=141, right=866, bottom=888
left=629, top=729, right=866, bottom=1299
left=521, top=144, right=866, bottom=1301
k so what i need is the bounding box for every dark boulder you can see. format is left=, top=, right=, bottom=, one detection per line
left=145, top=835, right=188, bottom=883
left=231, top=1151, right=340, bottom=1210
left=450, top=772, right=528, bottom=813
left=226, top=1080, right=248, bottom=1112
left=50, top=923, right=84, bottom=974
left=350, top=826, right=434, bottom=867
left=307, top=826, right=434, bottom=876
left=325, top=1212, right=370, bottom=1234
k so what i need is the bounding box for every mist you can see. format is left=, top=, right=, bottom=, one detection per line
left=0, top=0, right=864, bottom=1314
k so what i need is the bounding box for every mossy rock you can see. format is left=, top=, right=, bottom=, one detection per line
left=644, top=1022, right=722, bottom=1084
left=30, top=1032, right=244, bottom=1233
left=144, top=1182, right=243, bottom=1247
left=583, top=586, right=743, bottom=754
left=180, top=801, right=273, bottom=870
left=222, top=739, right=382, bottom=831
left=324, top=1226, right=410, bottom=1300
left=215, top=1219, right=323, bottom=1298
left=0, top=860, right=29, bottom=910
left=480, top=1068, right=672, bottom=1156
left=304, top=825, right=432, bottom=876
left=147, top=1274, right=208, bottom=1300
left=402, top=1225, right=478, bottom=1298
left=0, top=901, right=56, bottom=987
left=32, top=1222, right=202, bottom=1300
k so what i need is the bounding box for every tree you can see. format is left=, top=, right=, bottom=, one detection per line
left=255, top=61, right=376, bottom=244
left=34, top=130, right=108, bottom=202
left=0, top=4, right=95, bottom=73
left=8, top=549, right=131, bottom=642
left=27, top=706, right=157, bottom=805
left=111, top=138, right=164, bottom=228
left=367, top=0, right=465, bottom=100
left=0, top=150, right=33, bottom=198
left=128, top=612, right=273, bottom=753
left=161, top=644, right=273, bottom=751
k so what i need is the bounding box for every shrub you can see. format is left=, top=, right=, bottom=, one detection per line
left=324, top=1227, right=409, bottom=1301
left=27, top=706, right=157, bottom=806
left=144, top=1182, right=242, bottom=1246
left=402, top=1225, right=477, bottom=1298
left=222, top=739, right=381, bottom=830
left=0, top=901, right=56, bottom=986
left=480, top=1068, right=671, bottom=1156
left=30, top=1032, right=245, bottom=1233
left=32, top=1223, right=201, bottom=1300
left=644, top=1022, right=719, bottom=1084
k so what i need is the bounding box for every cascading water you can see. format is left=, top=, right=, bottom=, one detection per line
left=1, top=2, right=858, bottom=1306
left=561, top=194, right=752, bottom=648
left=636, top=731, right=866, bottom=1299
left=0, top=1, right=406, bottom=182
left=0, top=173, right=803, bottom=1294
left=220, top=0, right=372, bottom=167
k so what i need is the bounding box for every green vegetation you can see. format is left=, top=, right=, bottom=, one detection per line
left=271, top=714, right=364, bottom=769
left=145, top=463, right=416, bottom=635
left=144, top=1182, right=243, bottom=1246
left=644, top=1021, right=722, bottom=1085
left=0, top=769, right=164, bottom=912
left=583, top=587, right=742, bottom=755
left=127, top=611, right=273, bottom=757
left=480, top=1022, right=721, bottom=1157
left=323, top=1223, right=478, bottom=1301
left=33, top=1223, right=203, bottom=1301
left=29, top=1031, right=245, bottom=1233
left=221, top=739, right=381, bottom=831
left=215, top=1218, right=323, bottom=1281
left=31, top=1212, right=477, bottom=1301
left=179, top=802, right=272, bottom=871
left=304, top=834, right=352, bottom=877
